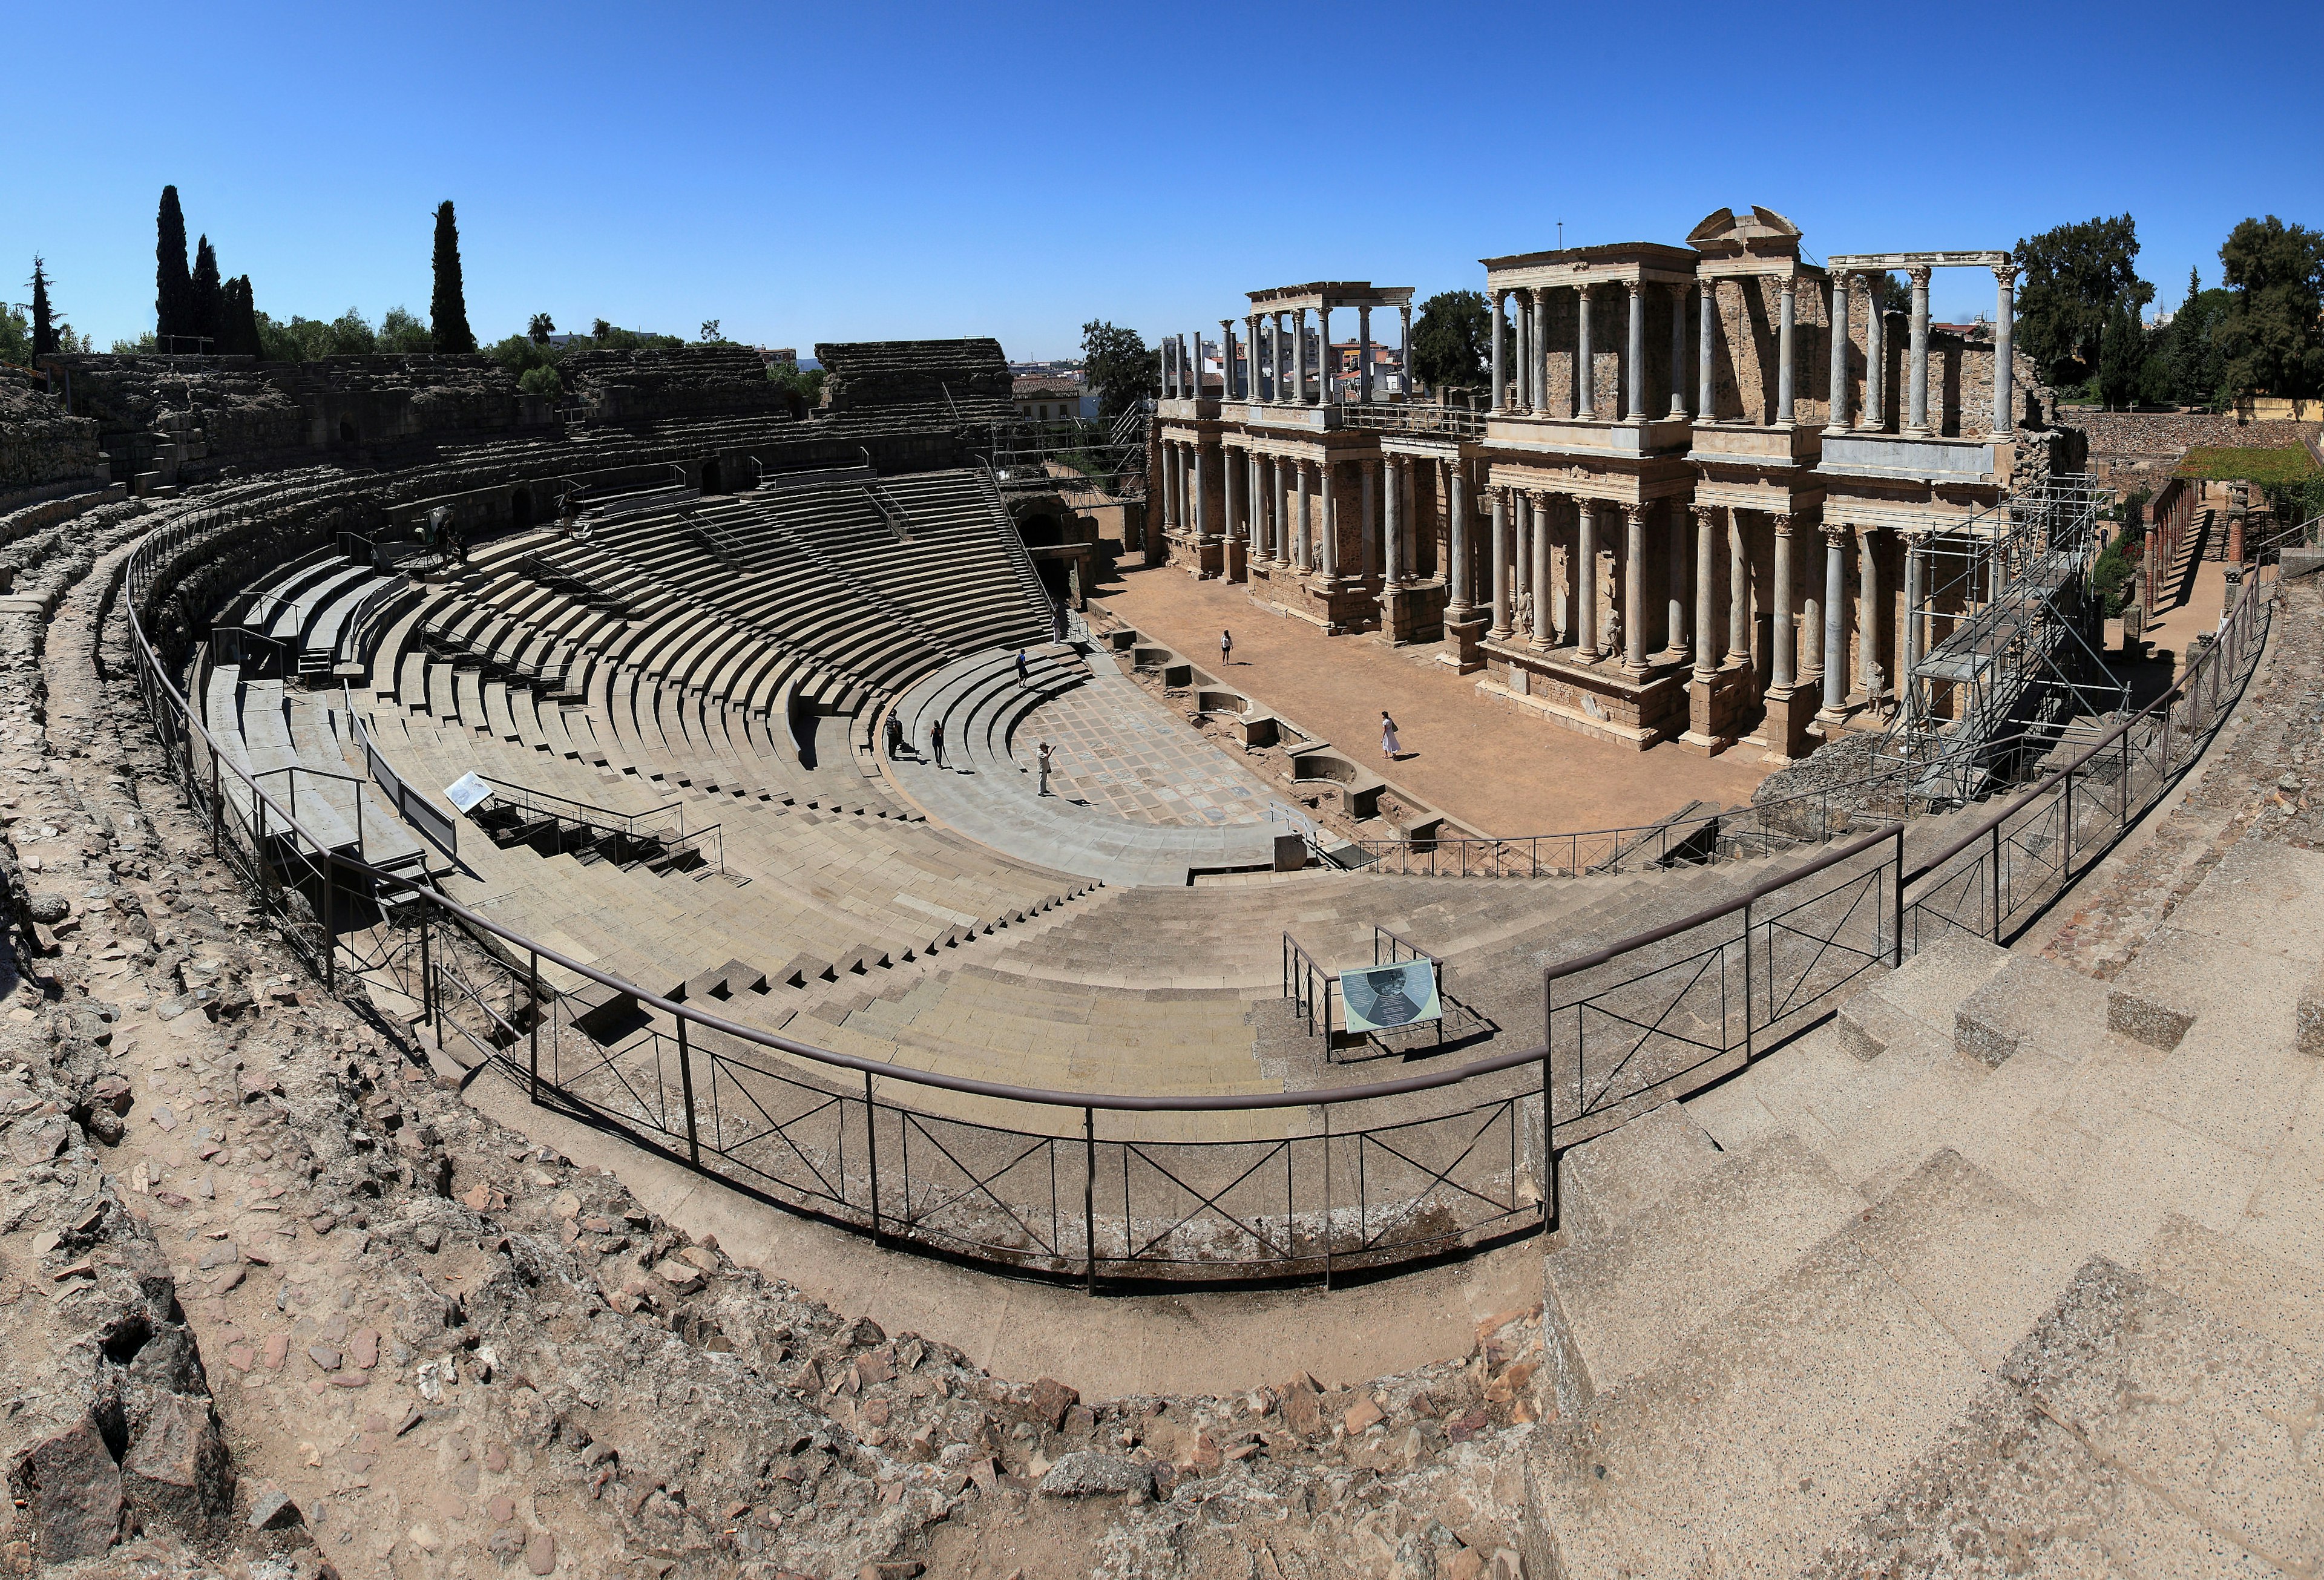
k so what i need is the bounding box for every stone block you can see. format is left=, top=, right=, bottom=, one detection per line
left=122, top=1393, right=236, bottom=1529
left=8, top=1413, right=122, bottom=1562
left=1272, top=834, right=1307, bottom=872
left=1954, top=989, right=2020, bottom=1068
left=2104, top=986, right=2197, bottom=1051
left=1833, top=987, right=1923, bottom=1063
left=2298, top=962, right=2324, bottom=1058
left=1037, top=1451, right=1154, bottom=1499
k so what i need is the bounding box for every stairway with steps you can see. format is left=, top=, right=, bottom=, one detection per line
left=1523, top=809, right=2324, bottom=1576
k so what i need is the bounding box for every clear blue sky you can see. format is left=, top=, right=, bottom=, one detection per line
left=11, top=0, right=2320, bottom=359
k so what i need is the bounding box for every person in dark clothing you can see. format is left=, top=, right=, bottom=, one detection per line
left=930, top=719, right=947, bottom=769
left=1016, top=649, right=1029, bottom=687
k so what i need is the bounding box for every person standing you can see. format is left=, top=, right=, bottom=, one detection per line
left=1016, top=649, right=1029, bottom=687
left=1220, top=628, right=1234, bottom=666
left=1037, top=741, right=1053, bottom=796
left=1380, top=710, right=1402, bottom=761
left=884, top=712, right=905, bottom=760
left=930, top=718, right=947, bottom=769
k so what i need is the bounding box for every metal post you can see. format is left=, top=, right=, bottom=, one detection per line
left=2120, top=728, right=2132, bottom=828
left=1541, top=971, right=1558, bottom=1234
left=527, top=950, right=541, bottom=1101
left=863, top=1069, right=882, bottom=1239
left=1321, top=1105, right=1334, bottom=1288
left=677, top=1015, right=701, bottom=1165
left=1891, top=825, right=1905, bottom=968
left=419, top=903, right=435, bottom=1034
left=1990, top=822, right=2003, bottom=941
left=322, top=857, right=336, bottom=994
left=1742, top=897, right=1756, bottom=1058
left=1082, top=1107, right=1097, bottom=1294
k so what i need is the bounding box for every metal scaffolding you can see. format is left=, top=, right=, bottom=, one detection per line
left=1882, top=473, right=2125, bottom=802
left=980, top=399, right=1152, bottom=506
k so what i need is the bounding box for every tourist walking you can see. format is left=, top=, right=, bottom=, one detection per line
left=1036, top=741, right=1053, bottom=796
left=1220, top=628, right=1233, bottom=666
left=1016, top=649, right=1029, bottom=687
left=1380, top=710, right=1402, bottom=761
left=930, top=718, right=947, bottom=769
left=884, top=712, right=905, bottom=761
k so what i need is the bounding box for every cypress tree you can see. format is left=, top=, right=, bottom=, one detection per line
left=236, top=276, right=265, bottom=358
left=190, top=235, right=223, bottom=351
left=428, top=201, right=476, bottom=355
left=30, top=257, right=56, bottom=358
left=156, top=185, right=190, bottom=344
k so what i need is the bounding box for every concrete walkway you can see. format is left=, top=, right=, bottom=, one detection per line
left=1092, top=564, right=1773, bottom=838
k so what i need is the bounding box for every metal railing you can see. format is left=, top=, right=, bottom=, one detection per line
left=1336, top=402, right=1488, bottom=438
left=472, top=775, right=724, bottom=875
left=1538, top=563, right=2275, bottom=1212
left=115, top=494, right=2276, bottom=1287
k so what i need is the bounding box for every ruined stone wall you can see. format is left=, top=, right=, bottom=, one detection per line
left=558, top=346, right=789, bottom=426
left=0, top=374, right=104, bottom=493
left=814, top=339, right=1015, bottom=422
left=1705, top=276, right=1836, bottom=427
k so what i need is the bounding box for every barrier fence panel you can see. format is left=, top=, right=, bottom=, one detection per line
left=114, top=500, right=2279, bottom=1284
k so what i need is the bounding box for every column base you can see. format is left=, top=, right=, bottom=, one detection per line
left=1439, top=613, right=1488, bottom=675
left=1758, top=684, right=1819, bottom=761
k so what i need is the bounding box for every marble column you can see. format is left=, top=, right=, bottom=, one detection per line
left=1693, top=505, right=1719, bottom=680
left=1697, top=280, right=1716, bottom=420
left=1382, top=459, right=1402, bottom=583
left=1293, top=461, right=1311, bottom=570
left=1249, top=315, right=1264, bottom=401
left=1400, top=459, right=1417, bottom=579
left=1488, top=291, right=1508, bottom=415
left=1624, top=280, right=1647, bottom=421
left=1221, top=320, right=1236, bottom=402
left=1513, top=493, right=1532, bottom=601
left=1858, top=526, right=1882, bottom=698
left=1993, top=264, right=2019, bottom=436
left=1249, top=451, right=1265, bottom=551
left=1189, top=330, right=1201, bottom=396
left=1295, top=309, right=1310, bottom=406
left=1273, top=313, right=1289, bottom=403
left=1728, top=510, right=1751, bottom=664
left=1162, top=441, right=1180, bottom=530
left=1820, top=525, right=1849, bottom=716
left=1531, top=494, right=1555, bottom=647
left=1193, top=444, right=1210, bottom=540
left=1776, top=281, right=1797, bottom=427
left=1863, top=279, right=1885, bottom=430
left=1532, top=289, right=1551, bottom=416
left=1273, top=456, right=1290, bottom=561
left=1905, top=266, right=1932, bottom=436
left=1224, top=444, right=1241, bottom=546
left=1668, top=505, right=1688, bottom=655
left=1316, top=306, right=1332, bottom=405
left=1622, top=503, right=1649, bottom=674
left=1575, top=286, right=1597, bottom=420
left=1358, top=305, right=1374, bottom=404
left=1319, top=462, right=1338, bottom=577
left=1576, top=502, right=1599, bottom=657
left=1669, top=284, right=1690, bottom=419
left=1489, top=487, right=1511, bottom=640
left=1825, top=275, right=1851, bottom=434
left=1514, top=292, right=1532, bottom=414
left=1448, top=464, right=1471, bottom=614
left=1771, top=515, right=1796, bottom=690
left=1399, top=304, right=1413, bottom=400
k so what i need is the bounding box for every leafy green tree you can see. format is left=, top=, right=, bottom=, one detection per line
left=517, top=364, right=562, bottom=398
left=189, top=235, right=222, bottom=350
left=2013, top=215, right=2152, bottom=388
left=698, top=319, right=723, bottom=343
left=528, top=313, right=554, bottom=344
left=766, top=363, right=826, bottom=411
left=591, top=317, right=612, bottom=339
left=2218, top=215, right=2324, bottom=400
left=428, top=201, right=477, bottom=354
left=378, top=306, right=434, bottom=353
left=324, top=308, right=376, bottom=356
left=0, top=304, right=28, bottom=364
left=1408, top=290, right=1489, bottom=393
left=155, top=185, right=191, bottom=344
left=1078, top=320, right=1155, bottom=422
left=30, top=257, right=56, bottom=358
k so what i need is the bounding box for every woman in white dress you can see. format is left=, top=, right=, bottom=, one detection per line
left=1380, top=711, right=1401, bottom=760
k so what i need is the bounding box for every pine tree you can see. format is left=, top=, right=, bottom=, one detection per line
left=190, top=235, right=223, bottom=352
left=428, top=201, right=476, bottom=355
left=156, top=185, right=191, bottom=344
left=30, top=257, right=56, bottom=358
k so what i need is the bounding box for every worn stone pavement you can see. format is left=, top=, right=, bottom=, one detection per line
left=1091, top=563, right=1772, bottom=837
